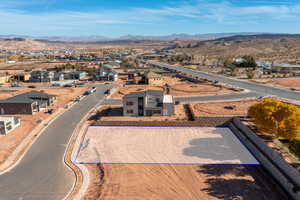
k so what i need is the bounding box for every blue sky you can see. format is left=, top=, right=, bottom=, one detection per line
left=0, top=0, right=300, bottom=37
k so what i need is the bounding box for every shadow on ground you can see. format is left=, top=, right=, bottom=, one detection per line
left=197, top=165, right=287, bottom=200
left=182, top=129, right=254, bottom=163
left=89, top=107, right=123, bottom=121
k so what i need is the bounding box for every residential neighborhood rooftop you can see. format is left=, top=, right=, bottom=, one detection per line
left=0, top=91, right=57, bottom=104
left=123, top=90, right=164, bottom=98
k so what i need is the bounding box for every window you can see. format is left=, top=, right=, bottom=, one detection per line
left=6, top=125, right=12, bottom=131
left=126, top=101, right=134, bottom=106
left=14, top=117, right=20, bottom=125
left=126, top=109, right=134, bottom=114
left=153, top=110, right=161, bottom=114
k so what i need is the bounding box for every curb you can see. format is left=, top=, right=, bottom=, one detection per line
left=63, top=97, right=107, bottom=200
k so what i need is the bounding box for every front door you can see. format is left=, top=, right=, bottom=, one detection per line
left=138, top=97, right=144, bottom=116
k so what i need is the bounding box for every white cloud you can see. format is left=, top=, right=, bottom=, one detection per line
left=0, top=0, right=300, bottom=35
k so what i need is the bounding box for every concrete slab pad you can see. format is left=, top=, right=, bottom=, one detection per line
left=75, top=126, right=259, bottom=165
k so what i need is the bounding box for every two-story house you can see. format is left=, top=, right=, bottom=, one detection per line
left=123, top=90, right=174, bottom=117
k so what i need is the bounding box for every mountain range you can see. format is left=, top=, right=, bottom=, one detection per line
left=0, top=32, right=269, bottom=42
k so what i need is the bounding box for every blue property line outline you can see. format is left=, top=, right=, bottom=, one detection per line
left=90, top=125, right=229, bottom=128
left=74, top=124, right=90, bottom=164
left=76, top=162, right=260, bottom=165
left=73, top=125, right=261, bottom=165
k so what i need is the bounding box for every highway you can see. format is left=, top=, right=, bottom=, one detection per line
left=0, top=84, right=113, bottom=200
left=149, top=61, right=300, bottom=101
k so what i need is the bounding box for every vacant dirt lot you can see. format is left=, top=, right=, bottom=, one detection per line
left=76, top=126, right=258, bottom=164
left=0, top=87, right=88, bottom=164
left=191, top=99, right=260, bottom=117
left=83, top=164, right=285, bottom=200
left=111, top=75, right=235, bottom=99
left=252, top=77, right=300, bottom=90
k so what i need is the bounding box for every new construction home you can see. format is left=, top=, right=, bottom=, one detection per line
left=123, top=90, right=174, bottom=116
left=0, top=91, right=57, bottom=115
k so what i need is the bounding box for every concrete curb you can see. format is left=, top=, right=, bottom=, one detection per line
left=63, top=96, right=107, bottom=200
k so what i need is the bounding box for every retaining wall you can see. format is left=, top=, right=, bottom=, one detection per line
left=229, top=117, right=300, bottom=200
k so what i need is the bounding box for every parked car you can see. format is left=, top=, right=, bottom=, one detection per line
left=74, top=97, right=81, bottom=102
left=104, top=89, right=110, bottom=94
left=83, top=90, right=91, bottom=95
left=47, top=109, right=55, bottom=114
left=90, top=87, right=96, bottom=93
left=28, top=85, right=36, bottom=88
left=11, top=83, right=20, bottom=87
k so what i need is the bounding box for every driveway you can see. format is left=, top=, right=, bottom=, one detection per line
left=0, top=84, right=114, bottom=200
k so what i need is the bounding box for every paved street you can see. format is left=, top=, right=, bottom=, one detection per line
left=149, top=61, right=300, bottom=101
left=0, top=84, right=113, bottom=200
left=174, top=92, right=261, bottom=103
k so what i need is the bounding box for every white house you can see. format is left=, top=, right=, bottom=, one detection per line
left=0, top=116, right=21, bottom=135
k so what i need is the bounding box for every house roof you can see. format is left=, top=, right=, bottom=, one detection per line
left=145, top=71, right=161, bottom=79
left=123, top=90, right=163, bottom=98
left=0, top=90, right=56, bottom=104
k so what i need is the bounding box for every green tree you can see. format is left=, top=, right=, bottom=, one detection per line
left=236, top=56, right=257, bottom=68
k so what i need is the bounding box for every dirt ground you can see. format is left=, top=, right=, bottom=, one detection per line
left=164, top=76, right=234, bottom=96
left=111, top=75, right=234, bottom=99
left=191, top=99, right=260, bottom=117
left=0, top=87, right=88, bottom=164
left=0, top=113, right=49, bottom=164
left=80, top=99, right=287, bottom=200
left=83, top=164, right=284, bottom=200
left=89, top=105, right=187, bottom=122
left=76, top=126, right=258, bottom=164
left=251, top=77, right=300, bottom=90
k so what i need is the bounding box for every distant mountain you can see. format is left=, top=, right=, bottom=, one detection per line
left=119, top=32, right=267, bottom=41
left=0, top=32, right=269, bottom=42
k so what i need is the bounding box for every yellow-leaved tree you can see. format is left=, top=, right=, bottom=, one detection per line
left=248, top=99, right=300, bottom=140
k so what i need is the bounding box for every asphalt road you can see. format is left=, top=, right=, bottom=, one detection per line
left=0, top=84, right=113, bottom=200
left=174, top=92, right=261, bottom=103
left=149, top=61, right=300, bottom=101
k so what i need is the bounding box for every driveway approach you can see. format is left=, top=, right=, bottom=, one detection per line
left=0, top=84, right=113, bottom=200
left=149, top=61, right=300, bottom=101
